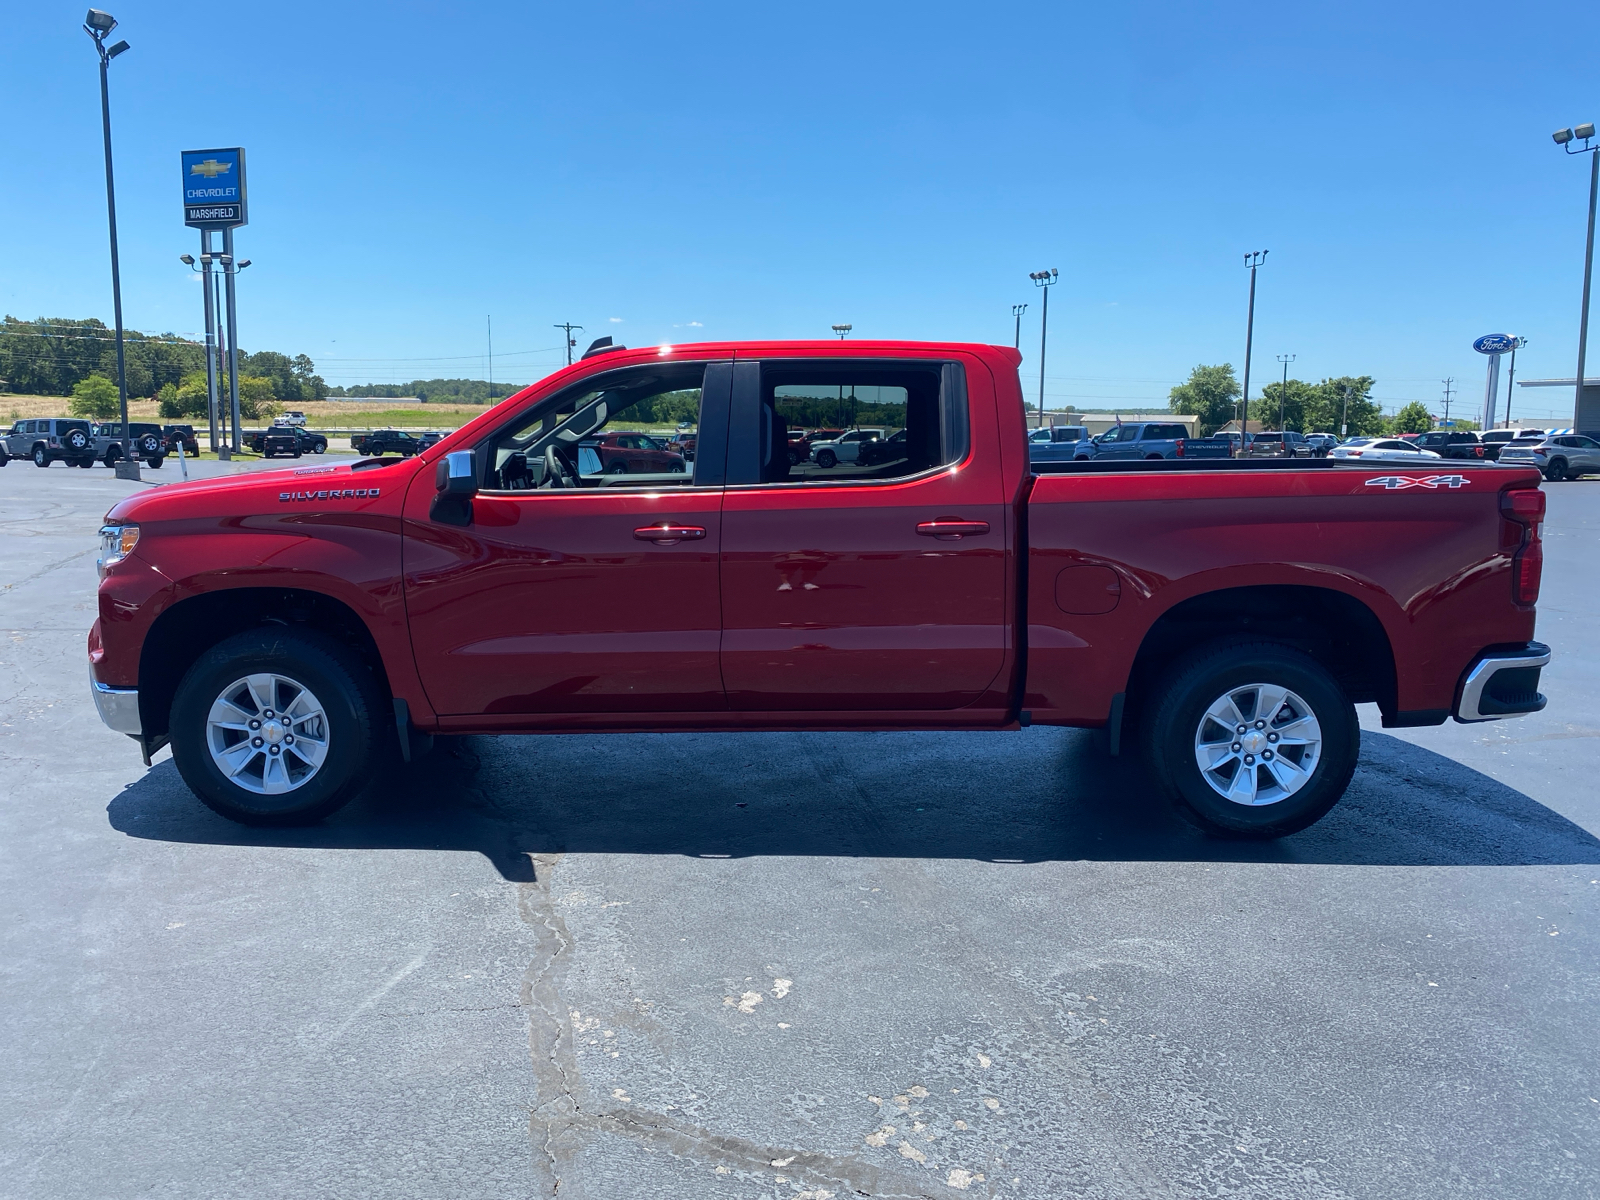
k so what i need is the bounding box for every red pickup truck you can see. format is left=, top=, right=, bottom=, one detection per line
left=89, top=341, right=1550, bottom=839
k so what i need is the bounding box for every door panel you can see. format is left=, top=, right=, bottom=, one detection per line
left=718, top=355, right=1009, bottom=712
left=402, top=361, right=731, bottom=717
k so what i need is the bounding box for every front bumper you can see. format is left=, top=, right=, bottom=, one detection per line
left=1454, top=642, right=1550, bottom=723
left=91, top=671, right=141, bottom=735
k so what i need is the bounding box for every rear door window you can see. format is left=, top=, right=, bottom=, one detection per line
left=731, top=360, right=968, bottom=485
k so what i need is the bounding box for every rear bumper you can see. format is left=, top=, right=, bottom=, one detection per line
left=1454, top=642, right=1550, bottom=723
left=91, top=671, right=142, bottom=735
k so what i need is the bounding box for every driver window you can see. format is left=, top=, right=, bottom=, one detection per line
left=483, top=364, right=706, bottom=491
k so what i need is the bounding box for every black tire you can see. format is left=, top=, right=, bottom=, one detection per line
left=1145, top=453, right=1165, bottom=460
left=148, top=456, right=165, bottom=469
left=313, top=443, right=325, bottom=454
left=816, top=449, right=837, bottom=468
left=33, top=446, right=48, bottom=468
left=103, top=452, right=118, bottom=468
left=607, top=459, right=629, bottom=474
left=170, top=627, right=389, bottom=826
left=292, top=447, right=303, bottom=458
left=1141, top=639, right=1359, bottom=839
left=788, top=449, right=800, bottom=466
left=1545, top=458, right=1568, bottom=482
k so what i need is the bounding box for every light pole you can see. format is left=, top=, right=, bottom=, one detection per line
left=221, top=236, right=243, bottom=453
left=1012, top=303, right=1027, bottom=349
left=84, top=9, right=134, bottom=477
left=1030, top=269, right=1057, bottom=428
left=1553, top=123, right=1597, bottom=429
left=1340, top=384, right=1352, bottom=438
left=831, top=324, right=852, bottom=339
left=554, top=322, right=583, bottom=367
left=1441, top=378, right=1455, bottom=427
left=1240, top=251, right=1268, bottom=445
left=1276, top=354, right=1295, bottom=432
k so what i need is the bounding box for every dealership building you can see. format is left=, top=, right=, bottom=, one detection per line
left=1515, top=377, right=1600, bottom=432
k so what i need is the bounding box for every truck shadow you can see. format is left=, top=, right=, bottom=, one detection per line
left=107, top=728, right=1600, bottom=881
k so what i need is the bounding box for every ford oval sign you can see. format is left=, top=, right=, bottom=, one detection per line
left=1473, top=333, right=1516, bottom=355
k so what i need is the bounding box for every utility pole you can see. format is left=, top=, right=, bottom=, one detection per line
left=1240, top=251, right=1268, bottom=451
left=554, top=322, right=583, bottom=367
left=1441, top=378, right=1455, bottom=426
left=487, top=314, right=493, bottom=404
left=1340, top=384, right=1352, bottom=438
left=1030, top=269, right=1058, bottom=428
left=1276, top=354, right=1295, bottom=432
left=1012, top=303, right=1027, bottom=349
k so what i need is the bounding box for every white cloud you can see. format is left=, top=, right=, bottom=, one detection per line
left=609, top=317, right=624, bottom=323
left=672, top=321, right=704, bottom=328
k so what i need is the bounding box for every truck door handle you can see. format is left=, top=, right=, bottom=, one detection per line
left=634, top=524, right=707, bottom=544
left=916, top=519, right=991, bottom=540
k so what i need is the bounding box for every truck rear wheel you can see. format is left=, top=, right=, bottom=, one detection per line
left=169, top=628, right=387, bottom=826
left=1141, top=640, right=1358, bottom=838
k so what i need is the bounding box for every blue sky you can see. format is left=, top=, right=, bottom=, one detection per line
left=1, top=1, right=1595, bottom=420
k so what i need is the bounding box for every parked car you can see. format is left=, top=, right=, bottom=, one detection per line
left=1415, top=430, right=1489, bottom=460
left=261, top=428, right=304, bottom=458
left=250, top=425, right=328, bottom=456
left=1, top=418, right=96, bottom=467
left=1328, top=438, right=1443, bottom=462
left=1303, top=433, right=1339, bottom=457
left=90, top=337, right=1550, bottom=844
left=278, top=411, right=308, bottom=427
left=352, top=429, right=424, bottom=457
left=578, top=431, right=688, bottom=475
left=1084, top=421, right=1225, bottom=461
left=858, top=428, right=911, bottom=466
left=1496, top=431, right=1600, bottom=481
left=1028, top=425, right=1093, bottom=463
left=1242, top=431, right=1315, bottom=458
left=786, top=428, right=842, bottom=465
left=93, top=422, right=166, bottom=468
left=808, top=429, right=884, bottom=468
left=162, top=425, right=201, bottom=456
left=666, top=432, right=697, bottom=462
left=417, top=431, right=445, bottom=451
left=1479, top=428, right=1524, bottom=460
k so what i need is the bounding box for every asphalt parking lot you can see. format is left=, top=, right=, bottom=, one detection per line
left=2, top=460, right=1597, bottom=1200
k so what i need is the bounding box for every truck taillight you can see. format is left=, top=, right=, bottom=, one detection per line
left=1501, top=486, right=1545, bottom=606
left=1175, top=438, right=1185, bottom=457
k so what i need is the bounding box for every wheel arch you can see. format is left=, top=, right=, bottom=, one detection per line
left=1125, top=583, right=1397, bottom=721
left=138, top=586, right=392, bottom=744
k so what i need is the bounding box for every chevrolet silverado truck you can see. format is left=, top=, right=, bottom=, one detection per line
left=1080, top=422, right=1233, bottom=461
left=88, top=340, right=1551, bottom=839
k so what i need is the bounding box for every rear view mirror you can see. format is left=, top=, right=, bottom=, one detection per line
left=435, top=450, right=477, bottom=496
left=431, top=450, right=477, bottom=526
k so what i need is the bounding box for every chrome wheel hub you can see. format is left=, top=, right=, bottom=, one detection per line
left=1193, top=682, right=1322, bottom=807
left=206, top=673, right=329, bottom=795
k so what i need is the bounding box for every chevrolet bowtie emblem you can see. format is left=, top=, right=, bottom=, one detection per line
left=189, top=159, right=232, bottom=178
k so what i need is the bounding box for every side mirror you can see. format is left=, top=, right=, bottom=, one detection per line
left=430, top=450, right=477, bottom=526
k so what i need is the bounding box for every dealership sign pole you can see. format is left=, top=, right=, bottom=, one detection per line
left=1473, top=334, right=1516, bottom=430
left=181, top=148, right=247, bottom=456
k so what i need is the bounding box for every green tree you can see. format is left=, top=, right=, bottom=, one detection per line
left=1389, top=401, right=1435, bottom=434
left=238, top=374, right=278, bottom=420
left=156, top=381, right=181, bottom=417
left=167, top=371, right=210, bottom=419
left=1250, top=378, right=1320, bottom=431
left=1306, top=376, right=1382, bottom=436
left=1168, top=364, right=1241, bottom=435
left=68, top=373, right=120, bottom=418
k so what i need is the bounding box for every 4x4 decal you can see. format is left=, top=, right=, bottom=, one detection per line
left=1364, top=474, right=1470, bottom=490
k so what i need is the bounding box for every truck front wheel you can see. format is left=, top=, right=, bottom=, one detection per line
left=169, top=628, right=388, bottom=826
left=1141, top=640, right=1358, bottom=838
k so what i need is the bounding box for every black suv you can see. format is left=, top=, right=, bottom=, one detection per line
left=162, top=424, right=200, bottom=455
left=249, top=425, right=328, bottom=457
left=1415, top=430, right=1488, bottom=460
left=353, top=428, right=424, bottom=457
left=1, top=418, right=96, bottom=467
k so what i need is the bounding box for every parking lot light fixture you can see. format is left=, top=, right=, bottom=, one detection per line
left=1029, top=269, right=1058, bottom=428
left=1554, top=121, right=1598, bottom=428
left=84, top=6, right=134, bottom=476
left=832, top=324, right=852, bottom=339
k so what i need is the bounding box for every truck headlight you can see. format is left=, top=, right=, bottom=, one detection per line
left=98, top=524, right=140, bottom=578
